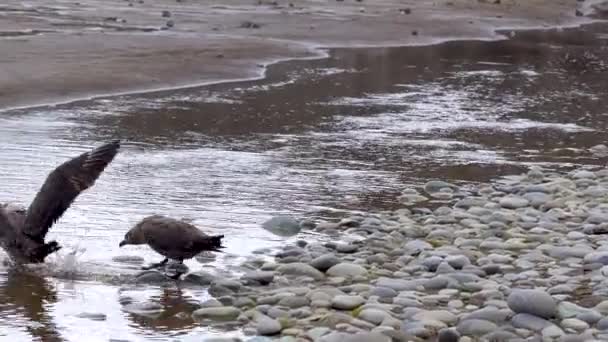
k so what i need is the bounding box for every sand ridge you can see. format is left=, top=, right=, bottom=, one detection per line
left=0, top=0, right=592, bottom=110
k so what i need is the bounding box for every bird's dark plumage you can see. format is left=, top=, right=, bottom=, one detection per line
left=119, top=215, right=224, bottom=269
left=0, top=140, right=120, bottom=263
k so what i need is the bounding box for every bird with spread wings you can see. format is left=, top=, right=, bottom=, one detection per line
left=0, top=140, right=120, bottom=264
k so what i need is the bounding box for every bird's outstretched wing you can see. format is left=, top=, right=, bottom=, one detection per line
left=22, top=140, right=121, bottom=241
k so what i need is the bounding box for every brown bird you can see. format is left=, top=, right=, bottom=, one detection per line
left=0, top=140, right=121, bottom=264
left=119, top=215, right=225, bottom=270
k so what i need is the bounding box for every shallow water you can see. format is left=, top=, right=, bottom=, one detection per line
left=1, top=23, right=608, bottom=341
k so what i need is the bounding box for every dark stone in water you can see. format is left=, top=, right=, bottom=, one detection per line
left=135, top=270, right=172, bottom=284
left=262, top=216, right=301, bottom=237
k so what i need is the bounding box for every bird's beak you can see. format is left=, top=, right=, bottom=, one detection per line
left=119, top=240, right=126, bottom=247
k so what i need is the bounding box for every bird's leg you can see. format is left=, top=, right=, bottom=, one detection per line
left=167, top=258, right=186, bottom=280
left=141, top=258, right=169, bottom=270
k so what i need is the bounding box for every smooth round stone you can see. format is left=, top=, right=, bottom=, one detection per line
left=542, top=325, right=565, bottom=339
left=558, top=301, right=592, bottom=319
left=200, top=299, right=223, bottom=308
left=306, top=327, right=331, bottom=340
left=421, top=256, right=444, bottom=271
left=413, top=310, right=458, bottom=325
left=277, top=263, right=324, bottom=280
left=358, top=309, right=392, bottom=325
left=326, top=263, right=368, bottom=278
left=461, top=307, right=510, bottom=323
left=523, top=192, right=551, bottom=207
left=560, top=318, right=589, bottom=331
left=256, top=315, right=282, bottom=336
left=507, top=289, right=557, bottom=319
left=242, top=271, right=275, bottom=285
left=457, top=319, right=497, bottom=336
left=438, top=328, right=460, bottom=342
left=261, top=216, right=301, bottom=237
left=576, top=310, right=602, bottom=325
left=511, top=313, right=554, bottom=331
left=267, top=307, right=289, bottom=318
left=499, top=196, right=530, bottom=209
left=369, top=286, right=398, bottom=298
left=310, top=253, right=341, bottom=272
left=597, top=317, right=608, bottom=330
left=277, top=296, right=309, bottom=309
left=331, top=295, right=365, bottom=310
left=134, top=271, right=172, bottom=284
left=424, top=181, right=457, bottom=194
left=336, top=243, right=358, bottom=253
left=445, top=255, right=470, bottom=269
left=192, top=307, right=241, bottom=321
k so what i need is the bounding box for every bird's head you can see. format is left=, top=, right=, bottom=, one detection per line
left=119, top=225, right=145, bottom=247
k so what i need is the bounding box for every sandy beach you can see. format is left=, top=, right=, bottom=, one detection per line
left=0, top=0, right=596, bottom=110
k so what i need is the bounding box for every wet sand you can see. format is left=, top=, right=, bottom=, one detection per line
left=0, top=0, right=594, bottom=110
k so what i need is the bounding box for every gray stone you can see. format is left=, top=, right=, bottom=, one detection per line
left=597, top=317, right=608, bottom=330
left=576, top=310, right=602, bottom=324
left=310, top=254, right=341, bottom=272
left=437, top=328, right=460, bottom=342
left=523, top=192, right=551, bottom=207
left=321, top=332, right=391, bottom=342
left=200, top=299, right=223, bottom=308
left=277, top=296, right=309, bottom=309
left=336, top=243, right=358, bottom=253
left=375, top=277, right=423, bottom=291
left=457, top=318, right=497, bottom=336
left=560, top=318, right=589, bottom=331
left=445, top=255, right=470, bottom=269
left=277, top=263, right=325, bottom=280
left=511, top=313, right=554, bottom=331
left=262, top=216, right=301, bottom=237
left=241, top=271, right=275, bottom=285
left=507, top=289, right=556, bottom=318
left=424, top=180, right=457, bottom=194
left=184, top=271, right=217, bottom=285
left=307, top=327, right=331, bottom=340
left=331, top=295, right=365, bottom=310
left=369, top=286, right=397, bottom=298
left=461, top=307, right=510, bottom=323
left=192, top=307, right=241, bottom=321
left=326, top=263, right=368, bottom=278
left=499, top=196, right=530, bottom=209
left=358, top=308, right=391, bottom=325
left=256, top=315, right=282, bottom=335
left=134, top=270, right=172, bottom=284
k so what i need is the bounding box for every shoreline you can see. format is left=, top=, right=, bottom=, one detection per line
left=1, top=18, right=597, bottom=114
left=0, top=0, right=599, bottom=112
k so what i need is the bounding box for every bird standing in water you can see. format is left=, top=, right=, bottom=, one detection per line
left=119, top=215, right=224, bottom=270
left=0, top=140, right=121, bottom=264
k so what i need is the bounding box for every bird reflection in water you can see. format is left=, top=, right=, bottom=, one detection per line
left=122, top=286, right=201, bottom=333
left=0, top=268, right=62, bottom=341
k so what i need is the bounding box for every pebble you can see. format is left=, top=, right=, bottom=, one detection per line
left=456, top=319, right=498, bottom=336
left=241, top=271, right=275, bottom=285
left=331, top=295, right=365, bottom=310
left=192, top=307, right=241, bottom=321
left=262, top=216, right=301, bottom=237
left=256, top=315, right=282, bottom=335
left=277, top=263, right=325, bottom=280
left=511, top=313, right=554, bottom=331
left=507, top=289, right=557, bottom=319
left=326, top=263, right=368, bottom=278
left=437, top=328, right=460, bottom=342
left=310, top=254, right=341, bottom=272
